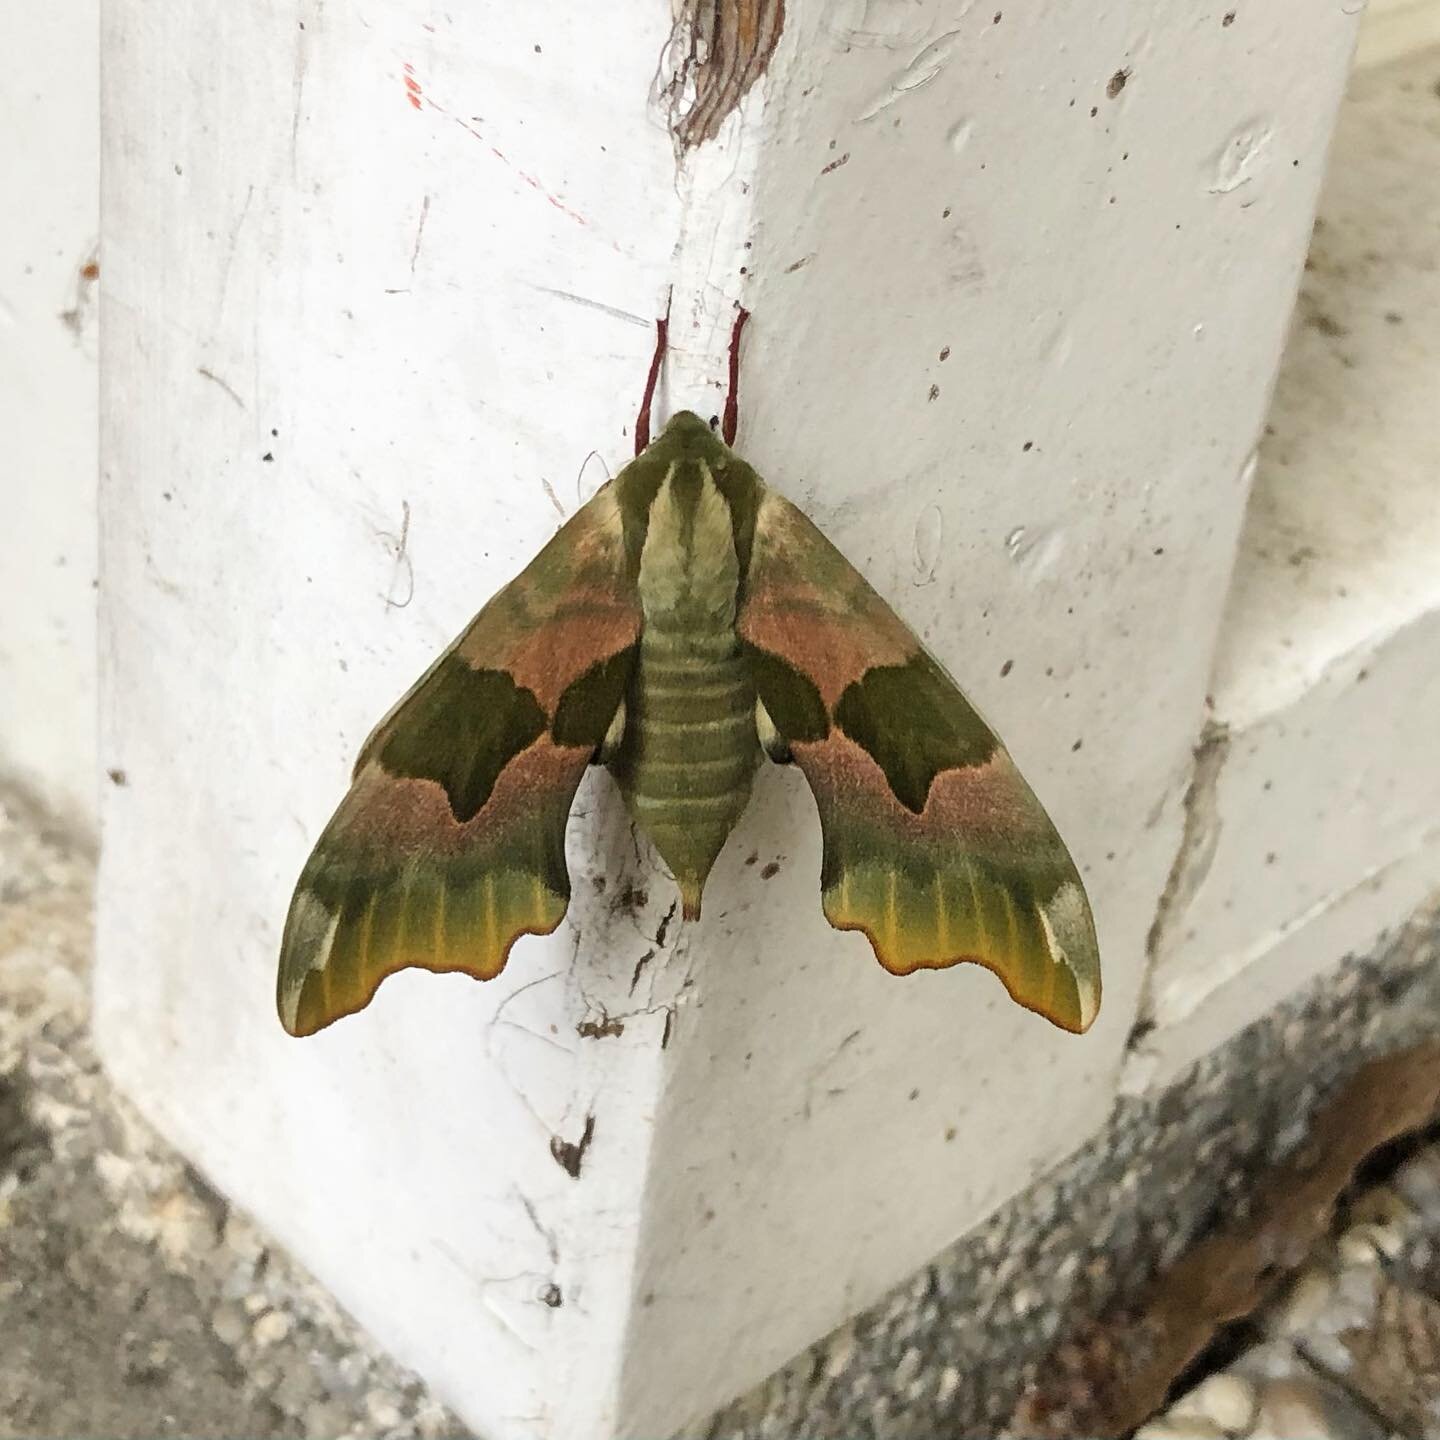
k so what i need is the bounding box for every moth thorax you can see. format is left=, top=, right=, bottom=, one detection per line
left=635, top=459, right=741, bottom=627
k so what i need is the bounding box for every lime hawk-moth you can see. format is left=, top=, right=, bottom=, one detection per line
left=278, top=312, right=1100, bottom=1038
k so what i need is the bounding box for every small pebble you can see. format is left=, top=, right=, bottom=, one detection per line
left=252, top=1308, right=293, bottom=1347
left=1337, top=1220, right=1400, bottom=1265
left=1391, top=1148, right=1440, bottom=1216
left=93, top=1150, right=136, bottom=1195
left=935, top=1366, right=961, bottom=1406
left=223, top=1211, right=266, bottom=1265
left=303, top=1398, right=353, bottom=1439
left=1272, top=1264, right=1337, bottom=1335
left=413, top=1398, right=456, bottom=1438
left=154, top=1189, right=215, bottom=1263
left=365, top=1391, right=404, bottom=1430
left=823, top=1325, right=856, bottom=1379
left=1168, top=1372, right=1257, bottom=1433
left=211, top=1302, right=248, bottom=1347
left=1337, top=1225, right=1379, bottom=1267
left=1346, top=1184, right=1415, bottom=1234
left=894, top=1346, right=922, bottom=1389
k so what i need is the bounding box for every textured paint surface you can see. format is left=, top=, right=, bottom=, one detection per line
left=96, top=2, right=1368, bottom=1438
left=0, top=3, right=99, bottom=827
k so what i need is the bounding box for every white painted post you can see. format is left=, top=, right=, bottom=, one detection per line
left=0, top=4, right=99, bottom=827
left=96, top=2, right=1366, bottom=1435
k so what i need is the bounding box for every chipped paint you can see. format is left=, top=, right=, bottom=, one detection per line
left=660, top=0, right=786, bottom=150
left=857, top=29, right=963, bottom=122
left=1209, top=117, right=1275, bottom=194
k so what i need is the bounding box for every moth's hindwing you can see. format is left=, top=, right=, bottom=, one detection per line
left=737, top=488, right=1101, bottom=1033
left=277, top=485, right=641, bottom=1036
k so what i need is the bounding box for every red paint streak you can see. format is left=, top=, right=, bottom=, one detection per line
left=397, top=62, right=610, bottom=245
left=447, top=112, right=599, bottom=236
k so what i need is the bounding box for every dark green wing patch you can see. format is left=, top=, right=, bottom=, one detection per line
left=745, top=644, right=829, bottom=743
left=376, top=657, right=547, bottom=823
left=552, top=650, right=635, bottom=750
left=833, top=653, right=998, bottom=814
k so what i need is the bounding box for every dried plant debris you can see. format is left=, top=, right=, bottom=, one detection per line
left=660, top=0, right=786, bottom=150
left=1011, top=1043, right=1440, bottom=1437
left=0, top=787, right=463, bottom=1439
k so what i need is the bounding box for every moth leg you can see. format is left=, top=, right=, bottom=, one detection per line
left=597, top=698, right=627, bottom=766
left=755, top=697, right=792, bottom=764
left=635, top=291, right=672, bottom=456
left=722, top=305, right=751, bottom=447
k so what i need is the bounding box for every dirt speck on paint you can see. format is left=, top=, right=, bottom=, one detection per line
left=610, top=881, right=649, bottom=917
left=660, top=0, right=787, bottom=151
left=549, top=1115, right=596, bottom=1179
left=577, top=1012, right=626, bottom=1040
left=655, top=900, right=678, bottom=949
left=630, top=948, right=656, bottom=993
left=58, top=245, right=100, bottom=341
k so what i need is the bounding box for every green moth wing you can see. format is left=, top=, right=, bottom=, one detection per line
left=737, top=486, right=1101, bottom=1034
left=277, top=484, right=641, bottom=1037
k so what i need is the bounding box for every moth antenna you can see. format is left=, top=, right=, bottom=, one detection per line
left=635, top=290, right=673, bottom=456
left=722, top=305, right=750, bottom=447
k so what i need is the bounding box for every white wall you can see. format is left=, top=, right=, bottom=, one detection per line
left=93, top=3, right=1436, bottom=1439
left=1127, top=42, right=1440, bottom=1089
left=0, top=4, right=100, bottom=828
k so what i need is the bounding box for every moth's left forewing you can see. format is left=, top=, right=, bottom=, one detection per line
left=737, top=488, right=1100, bottom=1034
left=278, top=485, right=641, bottom=1036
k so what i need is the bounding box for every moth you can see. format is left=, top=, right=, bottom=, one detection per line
left=278, top=311, right=1100, bottom=1038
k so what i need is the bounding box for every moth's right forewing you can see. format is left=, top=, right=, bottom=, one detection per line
left=737, top=488, right=1101, bottom=1034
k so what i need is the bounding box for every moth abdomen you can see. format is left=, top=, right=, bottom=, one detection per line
left=610, top=630, right=760, bottom=918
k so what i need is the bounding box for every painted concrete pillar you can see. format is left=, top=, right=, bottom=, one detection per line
left=0, top=4, right=99, bottom=829
left=97, top=2, right=1365, bottom=1435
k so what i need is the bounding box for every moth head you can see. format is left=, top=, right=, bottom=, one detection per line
left=653, top=408, right=732, bottom=459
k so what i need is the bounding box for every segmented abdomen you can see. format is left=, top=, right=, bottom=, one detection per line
left=611, top=622, right=759, bottom=914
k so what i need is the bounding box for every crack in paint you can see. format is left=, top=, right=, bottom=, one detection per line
left=1131, top=722, right=1231, bottom=1043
